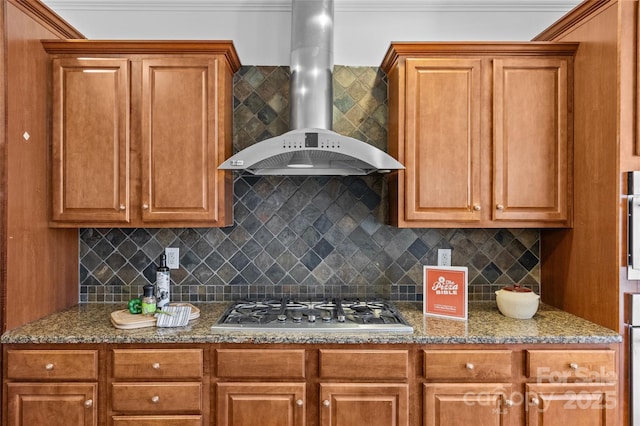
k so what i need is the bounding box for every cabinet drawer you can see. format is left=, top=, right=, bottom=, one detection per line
left=216, top=349, right=305, bottom=379
left=319, top=349, right=409, bottom=379
left=112, top=415, right=202, bottom=425
left=112, top=349, right=203, bottom=379
left=6, top=349, right=98, bottom=380
left=526, top=350, right=616, bottom=381
left=424, top=350, right=512, bottom=380
left=111, top=383, right=202, bottom=413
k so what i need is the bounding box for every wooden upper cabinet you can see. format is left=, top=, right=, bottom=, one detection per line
left=141, top=57, right=222, bottom=223
left=404, top=58, right=482, bottom=223
left=51, top=58, right=130, bottom=223
left=44, top=40, right=240, bottom=228
left=493, top=58, right=570, bottom=223
left=382, top=42, right=577, bottom=228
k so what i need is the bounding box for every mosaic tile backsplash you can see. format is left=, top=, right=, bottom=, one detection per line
left=79, top=66, right=541, bottom=303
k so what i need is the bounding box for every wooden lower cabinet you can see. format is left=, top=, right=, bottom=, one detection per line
left=525, top=383, right=618, bottom=426
left=6, top=383, right=97, bottom=426
left=3, top=344, right=621, bottom=426
left=216, top=382, right=305, bottom=426
left=319, top=383, right=409, bottom=426
left=423, top=383, right=516, bottom=426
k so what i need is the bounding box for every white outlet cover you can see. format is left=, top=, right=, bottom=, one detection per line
left=165, top=247, right=180, bottom=269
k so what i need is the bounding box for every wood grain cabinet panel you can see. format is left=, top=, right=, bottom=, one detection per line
left=111, top=382, right=202, bottom=413
left=7, top=349, right=98, bottom=380
left=493, top=58, right=570, bottom=223
left=51, top=58, right=130, bottom=223
left=423, top=383, right=516, bottom=426
left=44, top=41, right=239, bottom=228
left=112, top=348, right=203, bottom=379
left=6, top=383, right=97, bottom=426
left=216, top=349, right=306, bottom=379
left=111, top=415, right=202, bottom=425
left=319, top=349, right=409, bottom=380
left=216, top=382, right=305, bottom=426
left=526, top=349, right=616, bottom=381
left=382, top=43, right=577, bottom=228
left=424, top=349, right=512, bottom=380
left=319, top=383, right=409, bottom=426
left=526, top=383, right=617, bottom=426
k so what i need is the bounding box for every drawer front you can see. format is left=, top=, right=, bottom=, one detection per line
left=216, top=349, right=306, bottom=379
left=424, top=350, right=512, bottom=380
left=112, top=349, right=203, bottom=379
left=527, top=350, right=616, bottom=381
left=112, top=415, right=202, bottom=425
left=319, top=349, right=409, bottom=379
left=111, top=383, right=202, bottom=413
left=6, top=349, right=98, bottom=380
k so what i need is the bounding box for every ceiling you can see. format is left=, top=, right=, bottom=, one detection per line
left=40, top=0, right=583, bottom=65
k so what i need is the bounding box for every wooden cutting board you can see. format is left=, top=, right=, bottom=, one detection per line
left=110, top=303, right=200, bottom=329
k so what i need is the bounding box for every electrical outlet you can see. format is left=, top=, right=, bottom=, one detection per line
left=437, top=249, right=452, bottom=266
left=165, top=247, right=180, bottom=269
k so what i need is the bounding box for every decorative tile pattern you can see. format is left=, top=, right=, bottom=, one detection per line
left=79, top=66, right=541, bottom=303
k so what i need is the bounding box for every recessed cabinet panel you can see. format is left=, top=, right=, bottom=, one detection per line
left=493, top=58, right=570, bottom=222
left=404, top=58, right=482, bottom=222
left=51, top=58, right=129, bottom=223
left=141, top=57, right=219, bottom=222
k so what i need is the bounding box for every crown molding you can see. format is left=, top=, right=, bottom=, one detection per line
left=40, top=0, right=581, bottom=13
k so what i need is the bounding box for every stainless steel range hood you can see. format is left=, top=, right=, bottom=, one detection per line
left=219, top=0, right=404, bottom=176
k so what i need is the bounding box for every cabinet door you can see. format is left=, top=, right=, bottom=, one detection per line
left=424, top=383, right=515, bottom=426
left=526, top=383, right=617, bottom=426
left=141, top=57, right=223, bottom=223
left=493, top=57, right=570, bottom=224
left=403, top=58, right=482, bottom=224
left=217, top=382, right=305, bottom=426
left=320, top=383, right=408, bottom=426
left=51, top=58, right=130, bottom=223
left=6, top=383, right=97, bottom=426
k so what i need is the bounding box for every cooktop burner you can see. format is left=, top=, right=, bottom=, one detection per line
left=211, top=298, right=413, bottom=333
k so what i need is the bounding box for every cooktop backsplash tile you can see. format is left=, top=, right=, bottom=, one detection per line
left=78, top=66, right=541, bottom=303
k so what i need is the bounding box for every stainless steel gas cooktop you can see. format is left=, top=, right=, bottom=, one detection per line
left=211, top=298, right=414, bottom=333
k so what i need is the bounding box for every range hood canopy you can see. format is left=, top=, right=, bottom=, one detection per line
left=219, top=0, right=404, bottom=176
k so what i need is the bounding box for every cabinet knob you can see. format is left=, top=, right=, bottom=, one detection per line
left=84, top=399, right=93, bottom=408
left=296, top=399, right=304, bottom=406
left=473, top=204, right=481, bottom=211
left=530, top=397, right=540, bottom=406
left=503, top=399, right=513, bottom=408
left=569, top=362, right=579, bottom=370
left=142, top=203, right=149, bottom=210
left=322, top=400, right=330, bottom=407
left=496, top=204, right=504, bottom=211
left=465, top=363, right=474, bottom=370
left=151, top=395, right=160, bottom=404
left=119, top=204, right=126, bottom=211
left=152, top=362, right=160, bottom=370
left=45, top=363, right=54, bottom=371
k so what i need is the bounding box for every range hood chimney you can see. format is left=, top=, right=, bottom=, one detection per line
left=219, top=0, right=404, bottom=176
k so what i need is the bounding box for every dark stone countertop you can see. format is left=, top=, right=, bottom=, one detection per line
left=0, top=301, right=621, bottom=345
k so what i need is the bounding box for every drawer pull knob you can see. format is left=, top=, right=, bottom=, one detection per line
left=504, top=399, right=513, bottom=407
left=45, top=363, right=54, bottom=371
left=84, top=399, right=93, bottom=408
left=530, top=397, right=540, bottom=406
left=152, top=363, right=161, bottom=369
left=569, top=362, right=579, bottom=370
left=473, top=204, right=481, bottom=211
left=151, top=396, right=160, bottom=404
left=142, top=203, right=149, bottom=210
left=119, top=204, right=126, bottom=211
left=322, top=400, right=330, bottom=407
left=296, top=399, right=304, bottom=406
left=496, top=204, right=504, bottom=211
left=465, top=363, right=474, bottom=370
